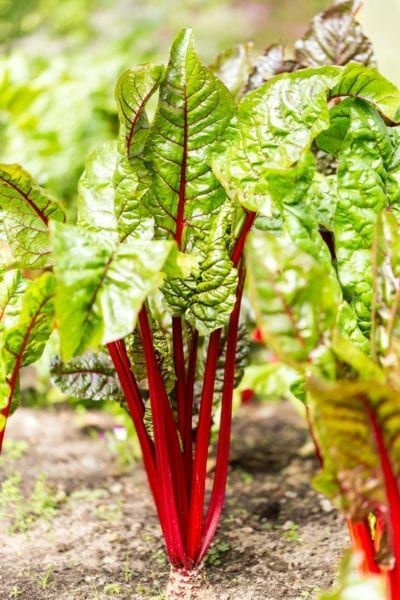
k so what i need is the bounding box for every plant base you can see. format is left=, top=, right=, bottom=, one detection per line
left=166, top=564, right=215, bottom=600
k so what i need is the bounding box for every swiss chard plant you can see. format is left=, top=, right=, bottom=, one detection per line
left=232, top=3, right=400, bottom=599
left=1, top=3, right=400, bottom=599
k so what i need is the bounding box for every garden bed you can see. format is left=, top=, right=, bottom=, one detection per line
left=0, top=402, right=347, bottom=599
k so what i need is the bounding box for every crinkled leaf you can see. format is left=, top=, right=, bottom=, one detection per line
left=332, top=63, right=400, bottom=122
left=144, top=28, right=235, bottom=250
left=50, top=351, right=124, bottom=402
left=51, top=222, right=176, bottom=360
left=0, top=164, right=65, bottom=268
left=162, top=204, right=238, bottom=334
left=306, top=172, right=337, bottom=231
left=113, top=155, right=153, bottom=242
left=336, top=302, right=370, bottom=354
left=316, top=99, right=352, bottom=157
left=246, top=231, right=339, bottom=364
left=115, top=64, right=164, bottom=159
left=213, top=66, right=341, bottom=215
left=309, top=377, right=400, bottom=523
left=0, top=272, right=55, bottom=413
left=295, top=0, right=375, bottom=68
left=211, top=43, right=254, bottom=101
left=334, top=99, right=396, bottom=335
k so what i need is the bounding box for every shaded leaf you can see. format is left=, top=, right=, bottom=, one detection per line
left=162, top=203, right=238, bottom=334
left=246, top=231, right=339, bottom=364
left=295, top=0, right=375, bottom=68
left=246, top=44, right=297, bottom=92
left=50, top=351, right=124, bottom=402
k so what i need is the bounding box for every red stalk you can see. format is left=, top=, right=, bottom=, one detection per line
left=366, top=404, right=400, bottom=598
left=184, top=329, right=199, bottom=487
left=197, top=264, right=245, bottom=563
left=231, top=211, right=256, bottom=267
left=172, top=316, right=187, bottom=443
left=139, top=307, right=188, bottom=566
left=106, top=341, right=158, bottom=494
left=187, top=327, right=222, bottom=559
left=0, top=401, right=11, bottom=454
left=347, top=518, right=381, bottom=575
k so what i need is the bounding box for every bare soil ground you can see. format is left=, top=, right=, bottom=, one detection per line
left=0, top=402, right=348, bottom=600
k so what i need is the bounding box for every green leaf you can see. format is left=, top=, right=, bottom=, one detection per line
left=144, top=28, right=235, bottom=249
left=0, top=164, right=65, bottom=268
left=294, top=0, right=375, bottom=68
left=50, top=351, right=124, bottom=402
left=212, top=66, right=341, bottom=215
left=51, top=222, right=176, bottom=360
left=77, top=142, right=119, bottom=236
left=115, top=64, right=164, bottom=159
left=162, top=203, right=238, bottom=334
left=246, top=231, right=339, bottom=364
left=332, top=63, right=400, bottom=122
left=0, top=272, right=55, bottom=412
left=309, top=377, right=400, bottom=524
left=336, top=301, right=369, bottom=354
left=316, top=99, right=352, bottom=158
left=334, top=99, right=396, bottom=335
left=0, top=269, right=27, bottom=331
left=113, top=155, right=153, bottom=242
left=371, top=210, right=400, bottom=384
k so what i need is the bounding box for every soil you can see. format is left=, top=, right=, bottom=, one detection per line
left=0, top=401, right=348, bottom=600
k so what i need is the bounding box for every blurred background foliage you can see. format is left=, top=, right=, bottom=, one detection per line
left=0, top=0, right=328, bottom=207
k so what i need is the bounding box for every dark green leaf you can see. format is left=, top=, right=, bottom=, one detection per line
left=50, top=351, right=124, bottom=402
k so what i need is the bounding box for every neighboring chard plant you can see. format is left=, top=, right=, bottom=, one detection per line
left=1, top=12, right=400, bottom=600
left=215, top=5, right=400, bottom=600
